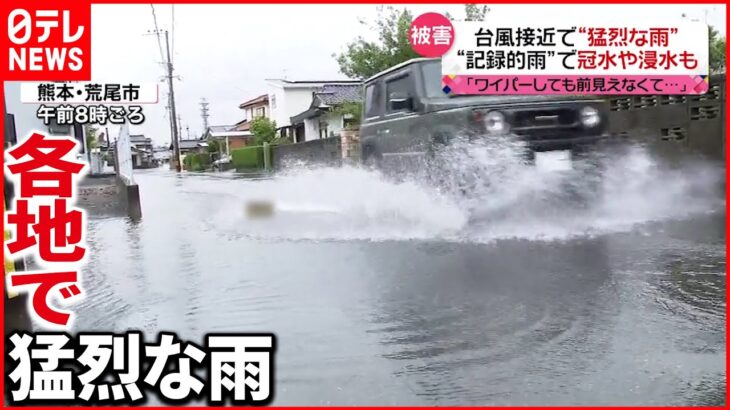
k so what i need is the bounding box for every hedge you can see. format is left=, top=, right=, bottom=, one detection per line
left=231, top=146, right=265, bottom=169
left=183, top=152, right=212, bottom=171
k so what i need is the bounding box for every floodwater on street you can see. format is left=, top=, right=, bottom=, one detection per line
left=71, top=143, right=726, bottom=406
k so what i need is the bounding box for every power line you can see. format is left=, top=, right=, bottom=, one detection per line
left=146, top=29, right=182, bottom=172
left=149, top=5, right=165, bottom=64
left=171, top=5, right=175, bottom=65
left=149, top=4, right=171, bottom=142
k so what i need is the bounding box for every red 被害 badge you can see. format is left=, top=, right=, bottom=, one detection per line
left=409, top=12, right=455, bottom=58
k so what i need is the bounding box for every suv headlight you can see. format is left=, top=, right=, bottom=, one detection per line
left=485, top=111, right=509, bottom=134
left=580, top=106, right=600, bottom=128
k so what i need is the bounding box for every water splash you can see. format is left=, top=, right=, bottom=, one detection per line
left=204, top=139, right=723, bottom=243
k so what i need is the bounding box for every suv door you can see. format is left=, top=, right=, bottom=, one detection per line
left=379, top=68, right=423, bottom=172
left=360, top=80, right=385, bottom=162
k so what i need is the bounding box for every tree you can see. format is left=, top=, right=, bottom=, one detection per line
left=336, top=7, right=419, bottom=79
left=336, top=5, right=489, bottom=79
left=250, top=117, right=278, bottom=145
left=464, top=4, right=489, bottom=21
left=206, top=138, right=222, bottom=153
left=332, top=101, right=364, bottom=129
left=709, top=26, right=726, bottom=73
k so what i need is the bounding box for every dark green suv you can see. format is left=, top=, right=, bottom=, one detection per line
left=360, top=58, right=614, bottom=176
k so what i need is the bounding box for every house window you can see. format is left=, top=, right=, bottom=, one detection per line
left=256, top=107, right=266, bottom=117
left=271, top=95, right=276, bottom=109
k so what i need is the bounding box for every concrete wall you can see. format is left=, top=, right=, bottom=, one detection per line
left=606, top=74, right=726, bottom=162
left=116, top=175, right=142, bottom=220
left=272, top=136, right=342, bottom=168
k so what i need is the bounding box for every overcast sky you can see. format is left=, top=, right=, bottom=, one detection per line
left=89, top=4, right=726, bottom=146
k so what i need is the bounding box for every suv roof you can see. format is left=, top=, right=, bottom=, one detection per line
left=364, top=58, right=438, bottom=84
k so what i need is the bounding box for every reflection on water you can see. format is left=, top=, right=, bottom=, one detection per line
left=360, top=240, right=617, bottom=404
left=71, top=167, right=725, bottom=406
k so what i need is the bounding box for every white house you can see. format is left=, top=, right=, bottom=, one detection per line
left=265, top=79, right=360, bottom=142
left=290, top=83, right=362, bottom=142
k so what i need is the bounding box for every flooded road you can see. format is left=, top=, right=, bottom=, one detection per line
left=73, top=146, right=725, bottom=405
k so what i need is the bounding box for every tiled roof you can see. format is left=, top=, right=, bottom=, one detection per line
left=239, top=94, right=269, bottom=109
left=179, top=139, right=204, bottom=149
left=290, top=83, right=363, bottom=123
left=130, top=134, right=151, bottom=142
left=315, top=84, right=362, bottom=105
left=290, top=107, right=323, bottom=124
left=207, top=125, right=233, bottom=133
left=266, top=79, right=360, bottom=90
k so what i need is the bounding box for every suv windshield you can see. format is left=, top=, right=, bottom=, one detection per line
left=421, top=60, right=444, bottom=98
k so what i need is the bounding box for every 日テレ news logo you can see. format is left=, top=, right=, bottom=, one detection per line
left=3, top=0, right=91, bottom=81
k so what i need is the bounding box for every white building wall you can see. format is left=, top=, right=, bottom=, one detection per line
left=303, top=112, right=345, bottom=141
left=268, top=87, right=286, bottom=128
left=268, top=84, right=319, bottom=129
left=324, top=113, right=344, bottom=138
left=303, top=118, right=319, bottom=142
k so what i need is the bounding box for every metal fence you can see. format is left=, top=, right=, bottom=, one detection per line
left=606, top=74, right=725, bottom=162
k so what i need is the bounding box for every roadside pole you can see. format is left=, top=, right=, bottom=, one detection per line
left=163, top=30, right=182, bottom=172
left=263, top=142, right=271, bottom=171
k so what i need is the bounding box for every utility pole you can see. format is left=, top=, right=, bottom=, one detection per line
left=177, top=114, right=183, bottom=141
left=160, top=30, right=182, bottom=172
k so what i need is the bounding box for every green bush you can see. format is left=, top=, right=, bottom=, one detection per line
left=231, top=146, right=265, bottom=169
left=183, top=152, right=212, bottom=171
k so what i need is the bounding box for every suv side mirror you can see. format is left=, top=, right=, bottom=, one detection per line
left=389, top=92, right=413, bottom=112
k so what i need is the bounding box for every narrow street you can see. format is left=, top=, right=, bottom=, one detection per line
left=73, top=159, right=725, bottom=405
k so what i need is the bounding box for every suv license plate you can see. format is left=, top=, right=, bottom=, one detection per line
left=534, top=150, right=572, bottom=172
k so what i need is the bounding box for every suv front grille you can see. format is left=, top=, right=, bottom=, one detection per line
left=509, top=107, right=592, bottom=140
left=511, top=108, right=579, bottom=129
